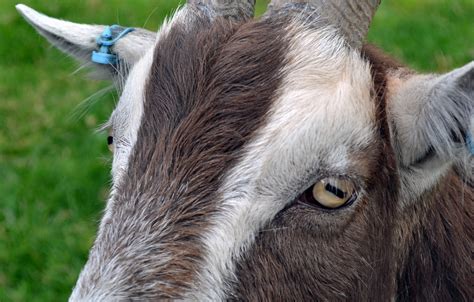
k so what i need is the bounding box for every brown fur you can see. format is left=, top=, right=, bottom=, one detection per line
left=229, top=43, right=473, bottom=301
left=395, top=171, right=473, bottom=301
left=229, top=43, right=401, bottom=301
left=77, top=13, right=289, bottom=299
left=363, top=44, right=473, bottom=301
left=71, top=6, right=472, bottom=301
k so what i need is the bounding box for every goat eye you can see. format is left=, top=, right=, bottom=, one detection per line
left=299, top=178, right=357, bottom=209
left=107, top=136, right=114, bottom=152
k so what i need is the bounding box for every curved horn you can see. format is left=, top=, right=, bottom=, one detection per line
left=268, top=0, right=381, bottom=49
left=188, top=0, right=256, bottom=20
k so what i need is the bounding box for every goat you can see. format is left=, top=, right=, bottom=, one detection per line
left=17, top=0, right=473, bottom=300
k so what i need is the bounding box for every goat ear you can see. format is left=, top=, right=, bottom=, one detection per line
left=387, top=62, right=473, bottom=200
left=16, top=4, right=156, bottom=80
left=388, top=62, right=474, bottom=167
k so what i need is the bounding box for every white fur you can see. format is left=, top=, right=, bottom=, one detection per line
left=185, top=24, right=376, bottom=300
left=16, top=4, right=103, bottom=52
left=108, top=49, right=154, bottom=185
left=105, top=5, right=196, bottom=190
left=20, top=3, right=473, bottom=300
left=15, top=4, right=156, bottom=78
left=67, top=48, right=154, bottom=302
left=68, top=6, right=231, bottom=300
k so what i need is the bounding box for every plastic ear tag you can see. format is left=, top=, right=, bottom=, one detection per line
left=91, top=25, right=135, bottom=65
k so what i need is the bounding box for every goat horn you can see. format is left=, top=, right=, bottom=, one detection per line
left=268, top=0, right=381, bottom=49
left=188, top=0, right=256, bottom=20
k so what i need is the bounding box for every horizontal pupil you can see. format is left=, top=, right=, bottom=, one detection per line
left=325, top=183, right=346, bottom=199
left=107, top=136, right=113, bottom=145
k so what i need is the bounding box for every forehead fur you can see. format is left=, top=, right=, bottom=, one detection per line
left=73, top=10, right=289, bottom=300
left=72, top=6, right=389, bottom=300
left=189, top=20, right=382, bottom=300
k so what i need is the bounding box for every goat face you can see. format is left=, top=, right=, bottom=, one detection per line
left=18, top=1, right=473, bottom=301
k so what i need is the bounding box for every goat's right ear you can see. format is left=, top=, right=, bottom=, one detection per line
left=16, top=4, right=156, bottom=80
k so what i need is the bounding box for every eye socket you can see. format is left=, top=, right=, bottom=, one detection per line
left=107, top=136, right=114, bottom=153
left=298, top=177, right=357, bottom=210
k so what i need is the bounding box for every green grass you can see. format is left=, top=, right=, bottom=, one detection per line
left=0, top=0, right=472, bottom=300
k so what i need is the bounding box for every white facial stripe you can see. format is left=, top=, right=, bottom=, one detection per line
left=186, top=25, right=376, bottom=300
left=79, top=47, right=155, bottom=297
left=99, top=8, right=197, bottom=229
left=109, top=6, right=192, bottom=185
left=70, top=7, right=200, bottom=301
left=109, top=48, right=152, bottom=183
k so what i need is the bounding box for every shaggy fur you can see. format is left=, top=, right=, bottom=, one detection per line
left=71, top=9, right=288, bottom=300
left=229, top=43, right=400, bottom=301
left=395, top=170, right=473, bottom=301
left=18, top=2, right=473, bottom=301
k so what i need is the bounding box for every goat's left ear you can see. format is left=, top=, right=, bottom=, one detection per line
left=16, top=4, right=156, bottom=80
left=387, top=61, right=473, bottom=197
left=388, top=62, right=473, bottom=166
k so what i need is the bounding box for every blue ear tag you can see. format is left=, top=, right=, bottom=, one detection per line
left=92, top=25, right=135, bottom=65
left=467, top=134, right=474, bottom=155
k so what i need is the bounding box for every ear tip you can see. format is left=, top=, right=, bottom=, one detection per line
left=16, top=3, right=31, bottom=14
left=16, top=3, right=41, bottom=21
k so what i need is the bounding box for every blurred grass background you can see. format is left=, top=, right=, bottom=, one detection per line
left=0, top=0, right=472, bottom=300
